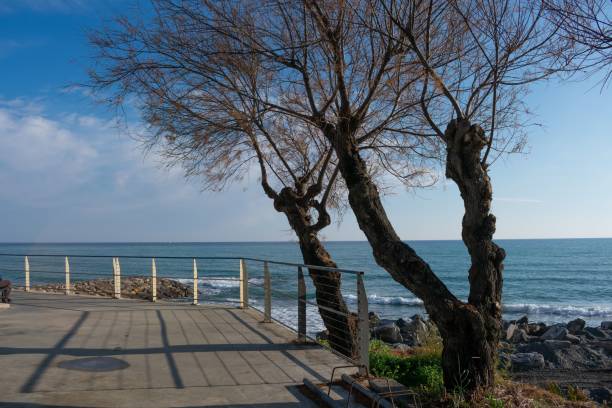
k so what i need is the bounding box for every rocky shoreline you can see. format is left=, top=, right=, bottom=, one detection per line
left=360, top=313, right=612, bottom=404
left=31, top=277, right=194, bottom=300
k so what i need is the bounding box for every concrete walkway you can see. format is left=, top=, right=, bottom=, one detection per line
left=0, top=291, right=353, bottom=407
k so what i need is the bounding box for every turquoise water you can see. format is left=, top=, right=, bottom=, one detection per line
left=0, top=239, right=610, bottom=326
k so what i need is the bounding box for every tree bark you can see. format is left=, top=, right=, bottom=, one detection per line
left=273, top=187, right=358, bottom=357
left=324, top=119, right=505, bottom=393
left=442, top=119, right=506, bottom=390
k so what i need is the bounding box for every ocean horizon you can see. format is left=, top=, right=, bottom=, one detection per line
left=1, top=238, right=611, bottom=330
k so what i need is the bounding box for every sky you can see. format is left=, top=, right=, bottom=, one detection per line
left=0, top=0, right=610, bottom=243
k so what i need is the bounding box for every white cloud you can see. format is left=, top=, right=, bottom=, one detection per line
left=0, top=98, right=198, bottom=209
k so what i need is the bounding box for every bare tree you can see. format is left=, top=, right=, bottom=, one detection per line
left=304, top=0, right=582, bottom=392
left=88, top=0, right=362, bottom=355
left=545, top=0, right=611, bottom=84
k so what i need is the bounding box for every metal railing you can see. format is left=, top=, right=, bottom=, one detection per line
left=0, top=253, right=369, bottom=372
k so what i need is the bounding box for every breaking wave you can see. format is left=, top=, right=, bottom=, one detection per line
left=503, top=303, right=612, bottom=317
left=345, top=293, right=424, bottom=306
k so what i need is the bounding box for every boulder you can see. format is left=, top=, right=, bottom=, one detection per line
left=540, top=325, right=568, bottom=341
left=510, top=352, right=545, bottom=371
left=516, top=315, right=529, bottom=325
left=565, top=333, right=581, bottom=344
left=368, top=312, right=381, bottom=328
left=498, top=351, right=511, bottom=369
left=518, top=338, right=610, bottom=369
left=585, top=327, right=608, bottom=339
left=527, top=322, right=548, bottom=336
left=506, top=323, right=519, bottom=341
left=502, top=320, right=511, bottom=332
left=509, top=328, right=529, bottom=344
left=543, top=340, right=571, bottom=351
left=372, top=322, right=403, bottom=344
left=396, top=318, right=410, bottom=330
left=567, top=318, right=586, bottom=333
left=397, top=315, right=429, bottom=346
left=601, top=321, right=612, bottom=330
left=588, top=387, right=611, bottom=404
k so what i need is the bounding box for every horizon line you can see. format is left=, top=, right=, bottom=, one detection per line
left=0, top=237, right=611, bottom=245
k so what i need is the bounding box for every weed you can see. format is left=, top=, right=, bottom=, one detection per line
left=547, top=382, right=563, bottom=397
left=567, top=385, right=589, bottom=402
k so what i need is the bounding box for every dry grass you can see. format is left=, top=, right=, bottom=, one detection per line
left=434, top=380, right=597, bottom=408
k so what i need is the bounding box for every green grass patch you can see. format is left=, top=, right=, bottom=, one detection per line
left=368, top=339, right=444, bottom=395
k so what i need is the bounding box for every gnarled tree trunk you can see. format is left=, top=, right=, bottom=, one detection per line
left=273, top=187, right=358, bottom=357
left=325, top=119, right=505, bottom=392
left=442, top=119, right=505, bottom=389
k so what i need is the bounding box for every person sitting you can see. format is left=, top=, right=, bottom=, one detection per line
left=0, top=275, right=12, bottom=303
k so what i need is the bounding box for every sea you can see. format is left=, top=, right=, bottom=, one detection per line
left=0, top=239, right=610, bottom=332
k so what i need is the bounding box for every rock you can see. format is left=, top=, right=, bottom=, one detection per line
left=588, top=387, right=611, bottom=403
left=392, top=343, right=413, bottom=353
left=498, top=352, right=511, bottom=369
left=31, top=277, right=193, bottom=300
left=509, top=328, right=529, bottom=344
left=502, top=320, right=511, bottom=332
left=368, top=311, right=381, bottom=328
left=506, top=323, right=516, bottom=340
left=372, top=322, right=403, bottom=344
left=527, top=322, right=548, bottom=336
left=585, top=327, right=608, bottom=339
left=516, top=315, right=529, bottom=325
left=601, top=321, right=612, bottom=330
left=565, top=333, right=581, bottom=344
left=316, top=330, right=328, bottom=341
left=510, top=352, right=545, bottom=371
left=543, top=340, right=571, bottom=350
left=518, top=338, right=611, bottom=370
left=396, top=316, right=430, bottom=346
left=540, top=325, right=568, bottom=341
left=567, top=318, right=586, bottom=333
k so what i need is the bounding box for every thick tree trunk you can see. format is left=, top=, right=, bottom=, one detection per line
left=296, top=231, right=358, bottom=358
left=324, top=119, right=505, bottom=393
left=273, top=188, right=358, bottom=357
left=443, top=119, right=506, bottom=390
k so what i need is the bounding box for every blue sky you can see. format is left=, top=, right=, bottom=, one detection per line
left=0, top=0, right=610, bottom=242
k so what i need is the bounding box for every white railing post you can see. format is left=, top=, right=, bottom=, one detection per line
left=357, top=273, right=369, bottom=375
left=151, top=258, right=157, bottom=302
left=297, top=266, right=306, bottom=342
left=65, top=256, right=71, bottom=295
left=113, top=257, right=121, bottom=299
left=24, top=256, right=30, bottom=292
left=112, top=257, right=116, bottom=296
left=117, top=258, right=122, bottom=299
left=239, top=259, right=248, bottom=309
left=263, top=261, right=271, bottom=323
left=192, top=258, right=198, bottom=305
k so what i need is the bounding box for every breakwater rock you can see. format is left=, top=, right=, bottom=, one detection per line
left=501, top=317, right=612, bottom=372
left=317, top=312, right=440, bottom=351
left=31, top=277, right=194, bottom=300
left=502, top=316, right=612, bottom=404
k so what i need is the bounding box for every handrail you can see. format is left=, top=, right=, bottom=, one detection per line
left=0, top=253, right=364, bottom=275
left=1, top=251, right=370, bottom=372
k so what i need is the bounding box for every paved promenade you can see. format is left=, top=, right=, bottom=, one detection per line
left=0, top=291, right=352, bottom=407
